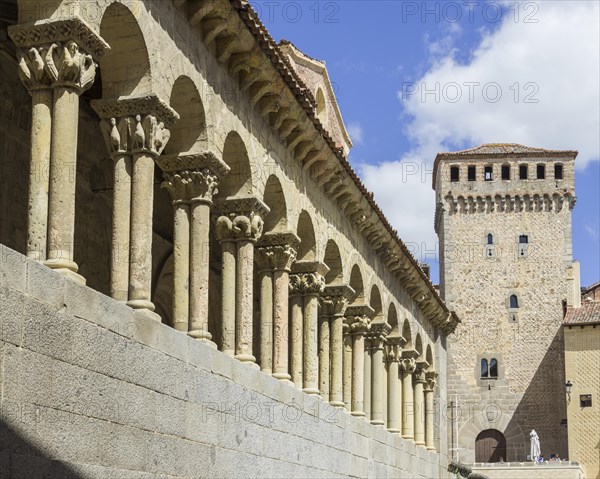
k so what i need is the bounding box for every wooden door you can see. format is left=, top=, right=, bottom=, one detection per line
left=475, top=429, right=506, bottom=462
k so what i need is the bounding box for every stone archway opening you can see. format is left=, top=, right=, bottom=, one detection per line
left=475, top=429, right=507, bottom=463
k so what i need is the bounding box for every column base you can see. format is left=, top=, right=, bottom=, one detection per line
left=415, top=441, right=426, bottom=447
left=235, top=353, right=257, bottom=365
left=329, top=400, right=345, bottom=408
left=402, top=435, right=414, bottom=440
left=303, top=387, right=321, bottom=396
left=350, top=411, right=366, bottom=418
left=188, top=331, right=217, bottom=349
left=272, top=372, right=292, bottom=381
left=222, top=349, right=235, bottom=357
left=132, top=308, right=162, bottom=322
left=127, top=299, right=156, bottom=311
left=387, top=428, right=401, bottom=434
left=370, top=419, right=385, bottom=426
left=426, top=446, right=436, bottom=451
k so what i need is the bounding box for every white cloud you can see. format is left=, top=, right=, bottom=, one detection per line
left=361, top=2, right=599, bottom=267
left=347, top=122, right=365, bottom=145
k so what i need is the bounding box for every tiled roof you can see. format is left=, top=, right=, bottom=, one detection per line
left=432, top=143, right=578, bottom=188
left=564, top=301, right=600, bottom=326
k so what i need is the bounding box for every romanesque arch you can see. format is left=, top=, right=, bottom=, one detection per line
left=294, top=211, right=315, bottom=261
left=99, top=3, right=152, bottom=98
left=323, top=239, right=343, bottom=284
left=415, top=333, right=423, bottom=358
left=388, top=302, right=399, bottom=333
left=426, top=344, right=434, bottom=369
left=349, top=264, right=365, bottom=304
left=165, top=76, right=206, bottom=155
left=370, top=285, right=384, bottom=323
left=403, top=319, right=413, bottom=348
left=219, top=131, right=253, bottom=198
left=262, top=175, right=288, bottom=233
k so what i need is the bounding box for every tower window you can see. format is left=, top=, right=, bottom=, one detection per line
left=468, top=166, right=476, bottom=181
left=509, top=294, right=519, bottom=309
left=537, top=164, right=546, bottom=179
left=450, top=166, right=460, bottom=182
left=487, top=234, right=494, bottom=245
left=484, top=166, right=493, bottom=181
left=501, top=164, right=510, bottom=180
left=481, top=359, right=489, bottom=378
left=519, top=164, right=528, bottom=179
left=490, top=358, right=498, bottom=378
left=580, top=395, right=592, bottom=408
left=555, top=164, right=564, bottom=180
left=519, top=235, right=529, bottom=244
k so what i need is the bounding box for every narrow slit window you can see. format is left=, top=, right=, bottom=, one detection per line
left=490, top=359, right=498, bottom=378
left=501, top=164, right=510, bottom=180
left=468, top=166, right=476, bottom=181
left=555, top=164, right=564, bottom=180
left=450, top=166, right=460, bottom=182
left=520, top=164, right=528, bottom=180
left=481, top=359, right=489, bottom=378
left=537, top=164, right=546, bottom=179
left=484, top=166, right=493, bottom=181
left=487, top=234, right=494, bottom=245
left=510, top=294, right=519, bottom=309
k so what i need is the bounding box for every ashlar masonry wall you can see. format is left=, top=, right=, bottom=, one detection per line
left=0, top=246, right=448, bottom=479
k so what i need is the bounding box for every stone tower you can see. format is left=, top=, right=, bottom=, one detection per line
left=433, top=144, right=579, bottom=463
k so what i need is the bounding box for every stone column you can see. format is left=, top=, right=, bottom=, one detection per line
left=386, top=336, right=405, bottom=434
left=9, top=18, right=109, bottom=278
left=369, top=322, right=391, bottom=426
left=425, top=370, right=439, bottom=451
left=413, top=359, right=429, bottom=447
left=318, top=308, right=330, bottom=400
left=290, top=261, right=328, bottom=396
left=216, top=196, right=269, bottom=366
left=346, top=306, right=372, bottom=417
left=401, top=349, right=419, bottom=440
left=289, top=277, right=305, bottom=389
left=321, top=284, right=354, bottom=408
left=342, top=321, right=352, bottom=411
left=160, top=154, right=230, bottom=343
left=256, top=232, right=299, bottom=380
left=364, top=336, right=372, bottom=420
left=255, top=252, right=274, bottom=374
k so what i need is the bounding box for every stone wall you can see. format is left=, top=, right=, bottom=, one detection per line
left=471, top=463, right=585, bottom=479
left=564, top=325, right=600, bottom=479
left=1, top=245, right=448, bottom=478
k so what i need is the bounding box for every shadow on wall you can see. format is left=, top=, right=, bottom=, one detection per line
left=504, top=328, right=568, bottom=461
left=0, top=419, right=84, bottom=478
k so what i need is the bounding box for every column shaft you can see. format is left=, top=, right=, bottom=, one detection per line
left=272, top=270, right=291, bottom=380
left=189, top=200, right=212, bottom=341
left=330, top=314, right=344, bottom=407
left=370, top=344, right=384, bottom=426
left=220, top=240, right=236, bottom=356
left=402, top=372, right=415, bottom=439
left=259, top=270, right=274, bottom=374
left=27, top=89, right=52, bottom=261
left=46, top=87, right=81, bottom=277
left=351, top=334, right=366, bottom=416
left=303, top=293, right=319, bottom=395
left=318, top=314, right=330, bottom=400
left=172, top=202, right=190, bottom=331
left=343, top=331, right=352, bottom=410
left=128, top=152, right=157, bottom=313
left=364, top=341, right=372, bottom=420
left=290, top=294, right=304, bottom=388
left=414, top=381, right=426, bottom=445
left=425, top=389, right=435, bottom=450
left=387, top=361, right=400, bottom=433
left=110, top=153, right=132, bottom=301
left=235, top=239, right=255, bottom=364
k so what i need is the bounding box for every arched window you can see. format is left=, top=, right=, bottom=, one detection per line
left=487, top=234, right=494, bottom=245
left=490, top=358, right=498, bottom=378
left=510, top=294, right=519, bottom=309
left=481, top=359, right=489, bottom=378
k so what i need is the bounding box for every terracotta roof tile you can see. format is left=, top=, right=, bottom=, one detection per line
left=564, top=301, right=600, bottom=326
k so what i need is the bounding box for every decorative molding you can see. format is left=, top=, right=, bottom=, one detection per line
left=320, top=284, right=355, bottom=318
left=425, top=370, right=439, bottom=392
left=400, top=349, right=419, bottom=374
left=215, top=196, right=269, bottom=243
left=16, top=46, right=53, bottom=91
left=8, top=16, right=110, bottom=60
left=162, top=169, right=220, bottom=204
left=157, top=151, right=230, bottom=177
left=256, top=243, right=297, bottom=273
left=444, top=192, right=576, bottom=215
left=289, top=272, right=325, bottom=296
left=291, top=260, right=330, bottom=277
left=91, top=94, right=180, bottom=128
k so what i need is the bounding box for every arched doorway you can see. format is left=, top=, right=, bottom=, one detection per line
left=475, top=429, right=507, bottom=463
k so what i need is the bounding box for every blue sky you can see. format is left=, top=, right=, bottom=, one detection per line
left=250, top=1, right=600, bottom=287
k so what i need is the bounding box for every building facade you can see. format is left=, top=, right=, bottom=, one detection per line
left=434, top=144, right=579, bottom=463
left=564, top=283, right=600, bottom=479
left=0, top=0, right=459, bottom=477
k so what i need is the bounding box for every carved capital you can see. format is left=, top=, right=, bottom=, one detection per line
left=289, top=272, right=325, bottom=296
left=385, top=335, right=406, bottom=363
left=16, top=46, right=53, bottom=92
left=92, top=95, right=179, bottom=158
left=161, top=169, right=220, bottom=204
left=400, top=349, right=419, bottom=374
left=413, top=359, right=430, bottom=384
left=367, top=322, right=392, bottom=350
left=345, top=304, right=374, bottom=336
left=425, top=370, right=438, bottom=392
left=320, top=284, right=355, bottom=318
left=215, top=196, right=269, bottom=243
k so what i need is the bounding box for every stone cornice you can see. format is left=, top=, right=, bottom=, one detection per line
left=8, top=16, right=110, bottom=59
left=444, top=192, right=576, bottom=214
